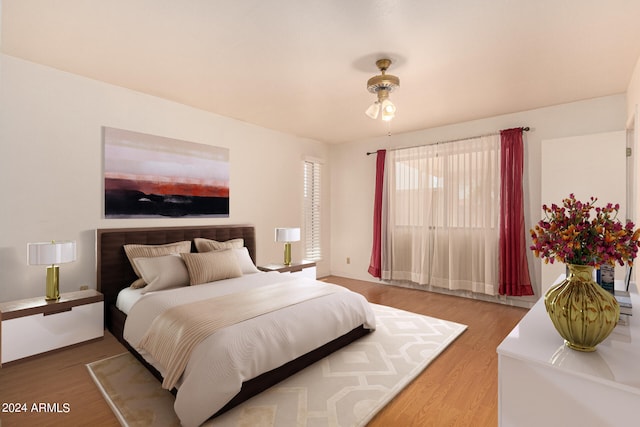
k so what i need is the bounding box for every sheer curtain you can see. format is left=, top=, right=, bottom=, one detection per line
left=381, top=135, right=501, bottom=295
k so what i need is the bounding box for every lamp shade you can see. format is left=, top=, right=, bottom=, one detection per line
left=28, top=241, right=77, bottom=265
left=380, top=99, right=396, bottom=121
left=275, top=228, right=300, bottom=243
left=365, top=101, right=381, bottom=119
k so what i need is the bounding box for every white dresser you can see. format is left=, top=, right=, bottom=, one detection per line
left=497, top=283, right=640, bottom=426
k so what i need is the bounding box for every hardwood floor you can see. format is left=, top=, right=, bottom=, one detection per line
left=325, top=276, right=529, bottom=427
left=0, top=276, right=528, bottom=426
left=0, top=332, right=125, bottom=426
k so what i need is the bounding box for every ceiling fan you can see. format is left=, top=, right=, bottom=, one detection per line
left=365, top=58, right=400, bottom=121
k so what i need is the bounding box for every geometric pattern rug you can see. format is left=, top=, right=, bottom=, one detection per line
left=87, top=304, right=466, bottom=427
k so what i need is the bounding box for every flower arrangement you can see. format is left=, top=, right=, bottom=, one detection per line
left=530, top=194, right=640, bottom=266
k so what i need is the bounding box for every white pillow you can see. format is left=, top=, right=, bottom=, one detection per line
left=124, top=241, right=191, bottom=288
left=133, top=254, right=190, bottom=294
left=233, top=247, right=260, bottom=274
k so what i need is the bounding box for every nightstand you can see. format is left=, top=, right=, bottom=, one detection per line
left=258, top=261, right=317, bottom=279
left=0, top=289, right=104, bottom=366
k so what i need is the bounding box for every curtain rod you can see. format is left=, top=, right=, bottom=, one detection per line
left=366, top=126, right=530, bottom=155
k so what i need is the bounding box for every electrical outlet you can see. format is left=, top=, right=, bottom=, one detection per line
left=346, top=257, right=351, bottom=264
left=80, top=285, right=89, bottom=291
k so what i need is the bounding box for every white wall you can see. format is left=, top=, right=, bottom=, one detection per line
left=627, top=56, right=640, bottom=126
left=0, top=54, right=330, bottom=302
left=540, top=131, right=627, bottom=292
left=330, top=95, right=627, bottom=303
left=627, top=56, right=640, bottom=237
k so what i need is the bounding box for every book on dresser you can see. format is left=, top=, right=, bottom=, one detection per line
left=615, top=290, right=632, bottom=308
left=615, top=290, right=632, bottom=325
left=615, top=290, right=632, bottom=316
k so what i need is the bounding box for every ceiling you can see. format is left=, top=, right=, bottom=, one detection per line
left=3, top=0, right=640, bottom=144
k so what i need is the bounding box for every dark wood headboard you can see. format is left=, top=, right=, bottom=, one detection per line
left=96, top=224, right=256, bottom=323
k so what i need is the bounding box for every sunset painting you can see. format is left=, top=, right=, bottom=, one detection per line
left=103, top=127, right=229, bottom=218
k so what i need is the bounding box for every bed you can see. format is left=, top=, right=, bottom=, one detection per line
left=96, top=224, right=375, bottom=426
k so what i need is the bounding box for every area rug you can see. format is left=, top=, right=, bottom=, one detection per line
left=87, top=304, right=466, bottom=426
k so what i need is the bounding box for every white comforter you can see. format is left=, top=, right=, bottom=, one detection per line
left=123, top=272, right=376, bottom=427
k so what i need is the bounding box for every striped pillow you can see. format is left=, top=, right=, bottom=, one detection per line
left=181, top=249, right=242, bottom=285
left=194, top=237, right=244, bottom=253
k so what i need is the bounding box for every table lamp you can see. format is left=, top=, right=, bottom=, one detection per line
left=275, top=228, right=300, bottom=266
left=28, top=240, right=77, bottom=300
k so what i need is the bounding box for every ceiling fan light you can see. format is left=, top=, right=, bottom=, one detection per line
left=365, top=101, right=381, bottom=119
left=381, top=99, right=396, bottom=121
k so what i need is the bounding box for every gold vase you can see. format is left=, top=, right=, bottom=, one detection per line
left=544, top=264, right=619, bottom=352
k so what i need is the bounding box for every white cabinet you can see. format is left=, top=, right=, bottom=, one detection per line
left=0, top=290, right=104, bottom=365
left=497, top=283, right=640, bottom=426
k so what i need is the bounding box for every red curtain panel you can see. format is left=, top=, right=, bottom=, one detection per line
left=499, top=128, right=534, bottom=296
left=368, top=149, right=386, bottom=278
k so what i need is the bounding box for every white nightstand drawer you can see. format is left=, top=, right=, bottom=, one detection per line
left=1, top=301, right=103, bottom=363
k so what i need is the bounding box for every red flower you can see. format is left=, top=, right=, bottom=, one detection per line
left=530, top=194, right=639, bottom=266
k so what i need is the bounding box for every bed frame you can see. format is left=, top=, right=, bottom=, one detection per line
left=96, top=224, right=369, bottom=417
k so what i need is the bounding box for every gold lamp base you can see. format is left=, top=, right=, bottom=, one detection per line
left=45, top=265, right=60, bottom=301
left=283, top=242, right=292, bottom=266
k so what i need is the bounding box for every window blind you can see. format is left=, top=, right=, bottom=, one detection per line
left=304, top=160, right=322, bottom=261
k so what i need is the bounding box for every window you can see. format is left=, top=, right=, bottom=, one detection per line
left=382, top=135, right=500, bottom=294
left=391, top=138, right=500, bottom=229
left=303, top=160, right=321, bottom=261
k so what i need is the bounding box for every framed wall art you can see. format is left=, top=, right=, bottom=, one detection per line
left=103, top=127, right=229, bottom=218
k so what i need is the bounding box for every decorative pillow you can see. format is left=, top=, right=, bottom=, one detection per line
left=133, top=254, right=190, bottom=294
left=233, top=247, right=260, bottom=274
left=181, top=250, right=243, bottom=285
left=194, top=237, right=244, bottom=253
left=124, top=241, right=191, bottom=288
